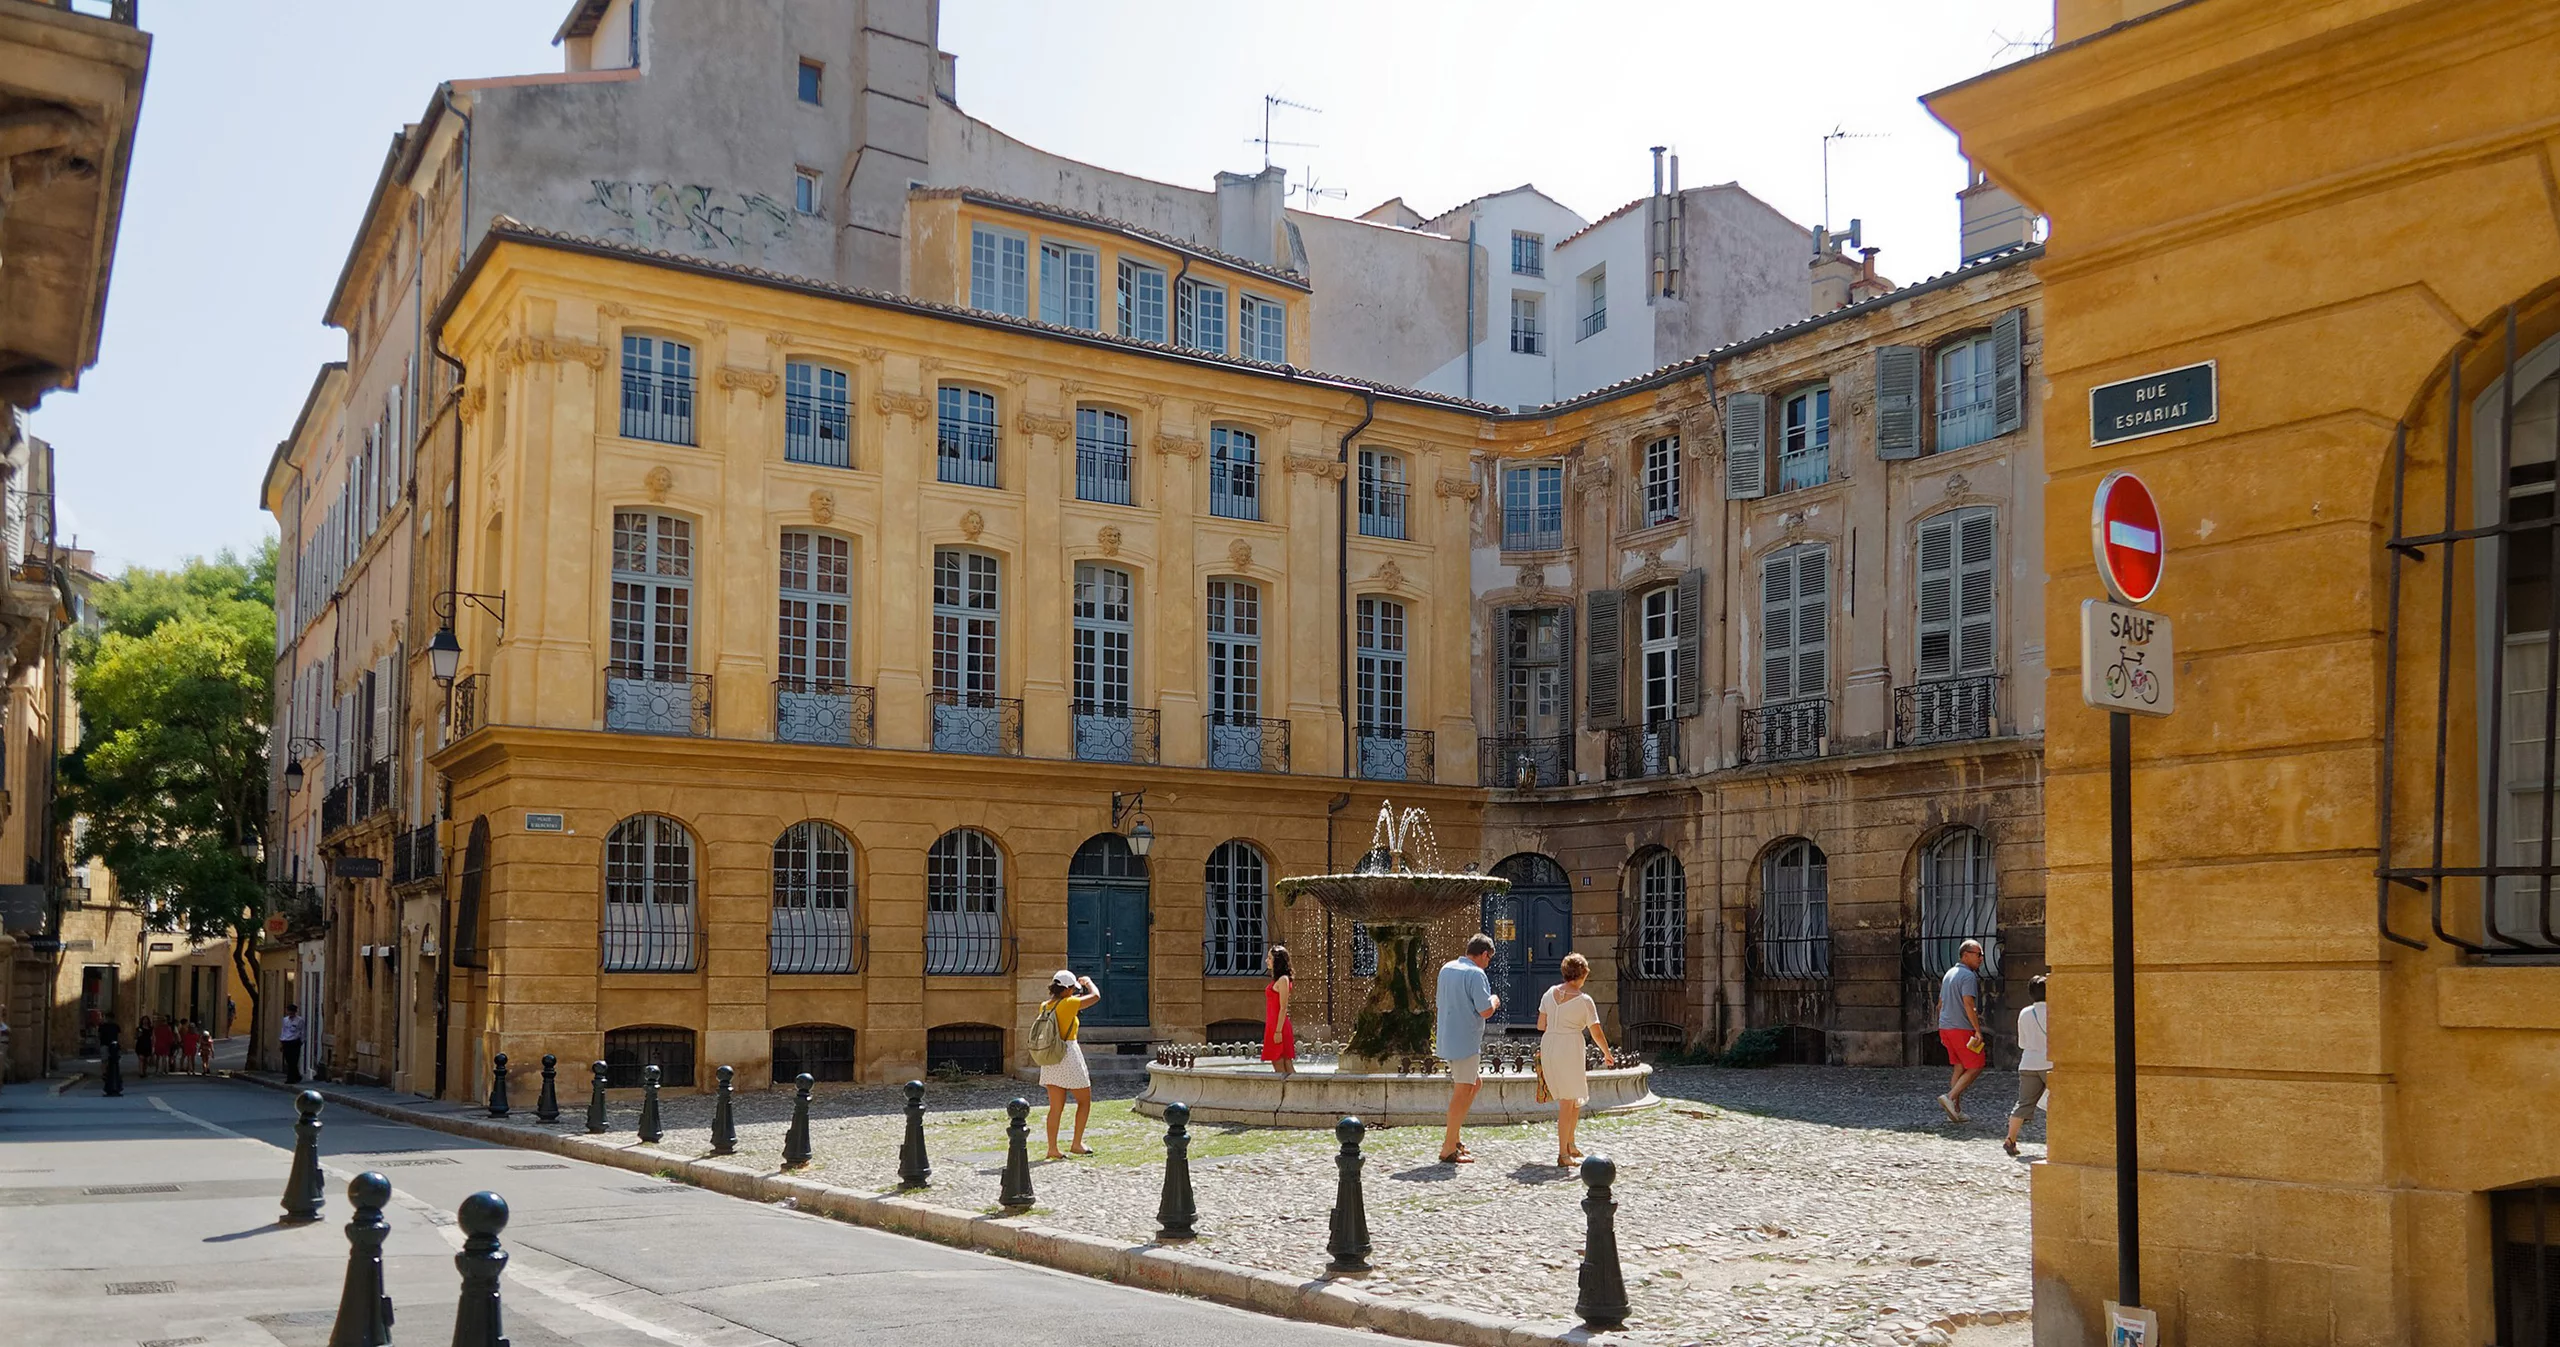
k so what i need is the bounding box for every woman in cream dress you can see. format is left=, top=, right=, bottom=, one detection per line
left=1536, top=952, right=1616, bottom=1167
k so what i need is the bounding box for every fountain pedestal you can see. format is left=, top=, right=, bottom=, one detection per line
left=1341, top=922, right=1433, bottom=1074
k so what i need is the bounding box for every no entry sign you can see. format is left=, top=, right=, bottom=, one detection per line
left=2091, top=471, right=2165, bottom=606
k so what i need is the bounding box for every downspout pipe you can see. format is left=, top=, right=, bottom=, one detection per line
left=1463, top=220, right=1476, bottom=401
left=1336, top=391, right=1376, bottom=778
left=430, top=80, right=470, bottom=1103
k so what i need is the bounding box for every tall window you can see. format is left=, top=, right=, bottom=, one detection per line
left=777, top=529, right=850, bottom=684
left=1759, top=839, right=1830, bottom=977
left=796, top=58, right=821, bottom=104
left=1203, top=841, right=1269, bottom=976
left=1918, top=508, right=1998, bottom=680
left=1633, top=850, right=1685, bottom=979
left=1206, top=578, right=1263, bottom=771
left=1510, top=295, right=1543, bottom=355
left=1074, top=406, right=1134, bottom=505
left=1040, top=242, right=1100, bottom=330
left=619, top=334, right=695, bottom=444
left=1579, top=267, right=1607, bottom=339
left=1639, top=586, right=1680, bottom=723
left=793, top=169, right=820, bottom=216
left=1918, top=828, right=1998, bottom=977
left=1504, top=609, right=1565, bottom=737
left=1779, top=386, right=1831, bottom=492
left=925, top=829, right=1004, bottom=975
left=1179, top=279, right=1227, bottom=354
left=1642, top=434, right=1682, bottom=526
left=970, top=227, right=1029, bottom=318
left=932, top=549, right=1000, bottom=700
left=1240, top=295, right=1286, bottom=362
left=1117, top=260, right=1167, bottom=343
left=1936, top=333, right=2000, bottom=453
left=1511, top=231, right=1544, bottom=277
left=1761, top=544, right=1829, bottom=703
left=1072, top=562, right=1134, bottom=715
left=608, top=512, right=693, bottom=738
left=1356, top=596, right=1408, bottom=779
left=770, top=821, right=855, bottom=974
left=936, top=385, right=999, bottom=487
left=1502, top=463, right=1562, bottom=550
left=784, top=361, right=850, bottom=467
left=1358, top=449, right=1407, bottom=539
left=1210, top=426, right=1259, bottom=520
left=603, top=814, right=696, bottom=972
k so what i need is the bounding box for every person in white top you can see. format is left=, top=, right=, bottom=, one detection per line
left=2006, top=974, right=2051, bottom=1157
left=1535, top=952, right=1616, bottom=1168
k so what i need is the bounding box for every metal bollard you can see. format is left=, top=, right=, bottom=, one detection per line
left=487, top=1052, right=510, bottom=1118
left=1326, top=1116, right=1371, bottom=1273
left=638, top=1064, right=663, bottom=1144
left=328, top=1171, right=395, bottom=1347
left=449, top=1191, right=511, bottom=1347
left=709, top=1065, right=737, bottom=1155
left=1155, top=1101, right=1197, bottom=1241
left=896, top=1079, right=931, bottom=1188
left=998, top=1098, right=1034, bottom=1210
left=1575, top=1154, right=1630, bottom=1330
left=782, top=1072, right=813, bottom=1168
left=534, top=1054, right=560, bottom=1124
left=281, top=1089, right=326, bottom=1224
left=100, top=1026, right=123, bottom=1097
left=586, top=1060, right=608, bottom=1134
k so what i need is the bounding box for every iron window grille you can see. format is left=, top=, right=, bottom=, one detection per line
left=1205, top=712, right=1289, bottom=773
left=1357, top=727, right=1435, bottom=784
left=774, top=678, right=875, bottom=747
left=925, top=1024, right=1004, bottom=1076
left=1757, top=839, right=1831, bottom=979
left=1630, top=850, right=1687, bottom=980
left=1075, top=407, right=1135, bottom=505
left=1744, top=698, right=1829, bottom=764
left=935, top=386, right=1000, bottom=487
left=1917, top=828, right=2000, bottom=977
left=1511, top=231, right=1544, bottom=277
left=783, top=362, right=851, bottom=466
left=772, top=1025, right=856, bottom=1083
left=1580, top=270, right=1607, bottom=340
left=1897, top=675, right=1999, bottom=746
left=602, top=1027, right=695, bottom=1089
left=771, top=821, right=859, bottom=975
left=1204, top=841, right=1270, bottom=977
left=1209, top=428, right=1260, bottom=519
left=926, top=829, right=1008, bottom=975
left=1511, top=296, right=1544, bottom=355
left=929, top=691, right=1021, bottom=756
left=2494, top=1185, right=2560, bottom=1345
left=619, top=335, right=695, bottom=445
left=603, top=666, right=712, bottom=737
left=1071, top=702, right=1160, bottom=765
left=1358, top=451, right=1408, bottom=539
left=602, top=814, right=699, bottom=972
left=1480, top=733, right=1570, bottom=789
left=449, top=672, right=486, bottom=739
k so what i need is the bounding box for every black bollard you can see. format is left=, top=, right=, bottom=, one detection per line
left=450, top=1191, right=511, bottom=1347
left=782, top=1072, right=813, bottom=1169
left=638, top=1064, right=663, bottom=1144
left=487, top=1053, right=510, bottom=1118
left=281, top=1090, right=327, bottom=1224
left=100, top=1021, right=123, bottom=1097
left=534, top=1054, right=560, bottom=1124
left=1326, top=1116, right=1371, bottom=1274
left=328, top=1171, right=395, bottom=1347
left=998, top=1098, right=1034, bottom=1210
left=1155, top=1101, right=1197, bottom=1241
left=896, top=1079, right=931, bottom=1188
left=709, top=1065, right=737, bottom=1155
left=1575, top=1155, right=1631, bottom=1331
left=585, top=1060, right=608, bottom=1134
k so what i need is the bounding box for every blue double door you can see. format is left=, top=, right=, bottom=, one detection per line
left=1485, top=854, right=1573, bottom=1026
left=1067, top=835, right=1149, bottom=1028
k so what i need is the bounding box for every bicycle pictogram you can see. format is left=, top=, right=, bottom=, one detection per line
left=2104, top=645, right=2160, bottom=705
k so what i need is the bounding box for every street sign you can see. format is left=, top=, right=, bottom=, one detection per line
left=330, top=856, right=383, bottom=879
left=2082, top=600, right=2175, bottom=716
left=2090, top=361, right=2216, bottom=447
left=525, top=812, right=566, bottom=833
left=2091, top=471, right=2165, bottom=606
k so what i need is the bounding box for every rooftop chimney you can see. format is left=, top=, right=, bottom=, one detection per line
left=1808, top=219, right=1862, bottom=315
left=1848, top=247, right=1890, bottom=305
left=1958, top=165, right=2034, bottom=264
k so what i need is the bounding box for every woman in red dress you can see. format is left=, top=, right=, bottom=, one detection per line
left=150, top=1016, right=176, bottom=1076
left=1261, top=945, right=1296, bottom=1076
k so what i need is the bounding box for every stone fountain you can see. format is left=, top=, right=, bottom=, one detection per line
left=1134, top=803, right=1658, bottom=1127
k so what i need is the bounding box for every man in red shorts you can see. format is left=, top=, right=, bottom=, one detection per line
left=1936, top=939, right=1989, bottom=1123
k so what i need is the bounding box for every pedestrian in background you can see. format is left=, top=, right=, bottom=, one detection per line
left=1435, top=932, right=1499, bottom=1164
left=1536, top=952, right=1614, bottom=1168
left=150, top=1016, right=175, bottom=1077
left=278, top=1004, right=305, bottom=1084
left=1262, top=944, right=1297, bottom=1077
left=132, top=1014, right=152, bottom=1079
left=1035, top=970, right=1100, bottom=1159
left=97, top=1012, right=123, bottom=1096
left=2006, top=974, right=2051, bottom=1157
left=1936, top=938, right=1989, bottom=1124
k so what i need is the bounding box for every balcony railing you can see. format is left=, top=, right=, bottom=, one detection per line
left=1502, top=505, right=1563, bottom=552
left=1742, top=698, right=1830, bottom=765
left=1358, top=479, right=1409, bottom=540
left=1480, top=734, right=1570, bottom=789
left=1511, top=323, right=1544, bottom=355
left=924, top=911, right=1014, bottom=976
left=355, top=756, right=394, bottom=823
left=1356, top=726, right=1435, bottom=783
left=1071, top=702, right=1160, bottom=765
left=391, top=823, right=441, bottom=886
left=1206, top=712, right=1290, bottom=774
left=1075, top=439, right=1133, bottom=505
left=770, top=913, right=865, bottom=975
left=450, top=673, right=486, bottom=739
left=1579, top=307, right=1607, bottom=340
left=784, top=391, right=852, bottom=467
left=320, top=781, right=351, bottom=835
left=1896, top=675, right=1999, bottom=747
left=929, top=690, right=1022, bottom=756
left=1605, top=719, right=1686, bottom=781
left=265, top=881, right=325, bottom=940
left=619, top=372, right=696, bottom=445
left=601, top=898, right=700, bottom=973
left=604, top=666, right=713, bottom=737
left=1209, top=459, right=1260, bottom=520
left=775, top=678, right=876, bottom=748
left=937, top=425, right=999, bottom=487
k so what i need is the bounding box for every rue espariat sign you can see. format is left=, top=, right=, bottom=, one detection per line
left=2089, top=361, right=2217, bottom=447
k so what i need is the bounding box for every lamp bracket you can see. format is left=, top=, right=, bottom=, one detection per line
left=1112, top=791, right=1146, bottom=833
left=433, top=590, right=507, bottom=627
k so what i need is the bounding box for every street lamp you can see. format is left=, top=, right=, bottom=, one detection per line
left=427, top=624, right=463, bottom=685
left=1111, top=791, right=1154, bottom=858
left=428, top=590, right=508, bottom=685
left=282, top=736, right=323, bottom=795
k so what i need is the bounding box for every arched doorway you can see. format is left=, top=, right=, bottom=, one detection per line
left=1067, top=834, right=1149, bottom=1027
left=1485, top=853, right=1570, bottom=1026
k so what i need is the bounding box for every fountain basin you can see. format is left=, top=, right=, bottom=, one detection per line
left=1274, top=871, right=1509, bottom=924
left=1135, top=1056, right=1660, bottom=1128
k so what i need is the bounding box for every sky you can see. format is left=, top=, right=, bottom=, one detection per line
left=29, top=0, right=2051, bottom=575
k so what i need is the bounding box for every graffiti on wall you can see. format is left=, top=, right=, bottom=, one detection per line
left=586, top=181, right=793, bottom=256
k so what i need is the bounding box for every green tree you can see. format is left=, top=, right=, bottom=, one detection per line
left=62, top=545, right=276, bottom=1059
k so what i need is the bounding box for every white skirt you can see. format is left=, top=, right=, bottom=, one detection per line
left=1039, top=1040, right=1091, bottom=1090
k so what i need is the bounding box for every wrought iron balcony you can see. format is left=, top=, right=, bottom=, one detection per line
left=1605, top=719, right=1686, bottom=781
left=320, top=781, right=351, bottom=835
left=1358, top=479, right=1408, bottom=539
left=1209, top=459, right=1260, bottom=520
left=774, top=678, right=876, bottom=748
left=1502, top=505, right=1563, bottom=552
left=1205, top=711, right=1289, bottom=773
left=784, top=392, right=852, bottom=467
left=619, top=372, right=695, bottom=445
left=1579, top=307, right=1607, bottom=340
left=355, top=756, right=394, bottom=823
left=601, top=897, right=700, bottom=973
left=929, top=690, right=1022, bottom=756
left=1075, top=439, right=1134, bottom=505
left=924, top=911, right=1014, bottom=976
left=604, top=666, right=713, bottom=737
left=391, top=823, right=441, bottom=886
left=936, top=425, right=999, bottom=487
left=1071, top=702, right=1160, bottom=765
left=770, top=913, right=865, bottom=975
left=1480, top=734, right=1570, bottom=789
left=1742, top=698, right=1830, bottom=766
left=1356, top=726, right=1435, bottom=783
left=264, top=881, right=325, bottom=941
left=449, top=672, right=486, bottom=739
left=1896, top=675, right=1999, bottom=747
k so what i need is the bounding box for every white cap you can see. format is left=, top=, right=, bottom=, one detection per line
left=1052, top=969, right=1078, bottom=989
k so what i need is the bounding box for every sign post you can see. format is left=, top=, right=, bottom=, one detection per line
left=2084, top=470, right=2174, bottom=1316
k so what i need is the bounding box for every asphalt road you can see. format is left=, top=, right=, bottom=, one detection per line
left=0, top=1071, right=1418, bottom=1346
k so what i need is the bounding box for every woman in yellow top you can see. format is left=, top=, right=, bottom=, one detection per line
left=1040, top=969, right=1102, bottom=1158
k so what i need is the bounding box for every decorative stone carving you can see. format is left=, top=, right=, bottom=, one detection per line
left=1140, top=392, right=1166, bottom=409
left=1269, top=413, right=1296, bottom=431
left=1781, top=510, right=1809, bottom=536
left=1434, top=475, right=1481, bottom=501
left=1640, top=547, right=1665, bottom=571
left=1228, top=539, right=1254, bottom=571
left=1373, top=559, right=1407, bottom=593
left=493, top=336, right=608, bottom=371
left=959, top=509, right=985, bottom=541
left=1517, top=564, right=1546, bottom=591
left=1018, top=411, right=1075, bottom=439
left=854, top=346, right=887, bottom=363
left=717, top=366, right=780, bottom=397
left=1004, top=370, right=1031, bottom=386
left=704, top=319, right=728, bottom=337
left=873, top=391, right=934, bottom=419
left=809, top=490, right=836, bottom=525
left=459, top=386, right=488, bottom=424
left=644, top=466, right=674, bottom=502
left=1058, top=379, right=1087, bottom=396
left=1153, top=434, right=1202, bottom=460
left=765, top=330, right=798, bottom=348
left=598, top=302, right=632, bottom=320
left=1286, top=453, right=1347, bottom=481
left=1097, top=525, right=1122, bottom=557
left=1945, top=472, right=1971, bottom=496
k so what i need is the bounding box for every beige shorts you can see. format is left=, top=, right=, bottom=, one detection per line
left=1447, top=1055, right=1481, bottom=1085
left=2012, top=1068, right=2049, bottom=1120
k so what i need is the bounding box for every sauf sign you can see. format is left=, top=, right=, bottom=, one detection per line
left=2082, top=471, right=2174, bottom=716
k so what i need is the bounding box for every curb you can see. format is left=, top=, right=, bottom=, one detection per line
left=226, top=1071, right=1608, bottom=1347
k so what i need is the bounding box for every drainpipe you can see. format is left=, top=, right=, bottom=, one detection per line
left=1336, top=392, right=1376, bottom=778
left=1463, top=220, right=1476, bottom=401
left=429, top=82, right=471, bottom=1102
left=440, top=85, right=473, bottom=268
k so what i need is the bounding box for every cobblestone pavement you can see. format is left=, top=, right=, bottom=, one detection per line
left=461, top=1063, right=2039, bottom=1346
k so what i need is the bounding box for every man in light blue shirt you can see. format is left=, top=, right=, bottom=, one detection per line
left=1435, top=933, right=1500, bottom=1163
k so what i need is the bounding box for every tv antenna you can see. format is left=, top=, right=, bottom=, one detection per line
left=1820, top=125, right=1887, bottom=234
left=1251, top=94, right=1322, bottom=170
left=1989, top=26, right=2055, bottom=61
left=1292, top=164, right=1348, bottom=211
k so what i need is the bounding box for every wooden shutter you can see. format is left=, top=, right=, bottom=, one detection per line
left=1490, top=606, right=1517, bottom=733
left=1794, top=545, right=1830, bottom=700
left=1992, top=308, right=2025, bottom=437
left=1917, top=516, right=1956, bottom=680
left=1875, top=345, right=1923, bottom=460
left=1586, top=590, right=1623, bottom=727
left=1956, top=509, right=1998, bottom=675
left=1554, top=602, right=1575, bottom=737
left=1760, top=552, right=1794, bottom=702
left=1674, top=568, right=1705, bottom=718
left=1724, top=392, right=1768, bottom=500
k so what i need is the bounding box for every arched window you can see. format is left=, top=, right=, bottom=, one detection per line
left=1358, top=448, right=1408, bottom=538
left=619, top=334, right=695, bottom=444
left=925, top=829, right=1004, bottom=975
left=783, top=360, right=852, bottom=466
left=602, top=814, right=696, bottom=972
left=1632, top=850, right=1686, bottom=980
left=453, top=817, right=489, bottom=968
left=1204, top=841, right=1269, bottom=976
left=602, top=1025, right=695, bottom=1088
left=1919, top=828, right=1999, bottom=976
left=770, top=821, right=857, bottom=974
left=1074, top=405, right=1134, bottom=505
left=1759, top=839, right=1830, bottom=978
left=936, top=385, right=999, bottom=487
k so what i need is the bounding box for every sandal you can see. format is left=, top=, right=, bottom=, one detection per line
left=1068, top=1145, right=1092, bottom=1156
left=1439, top=1147, right=1475, bottom=1164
